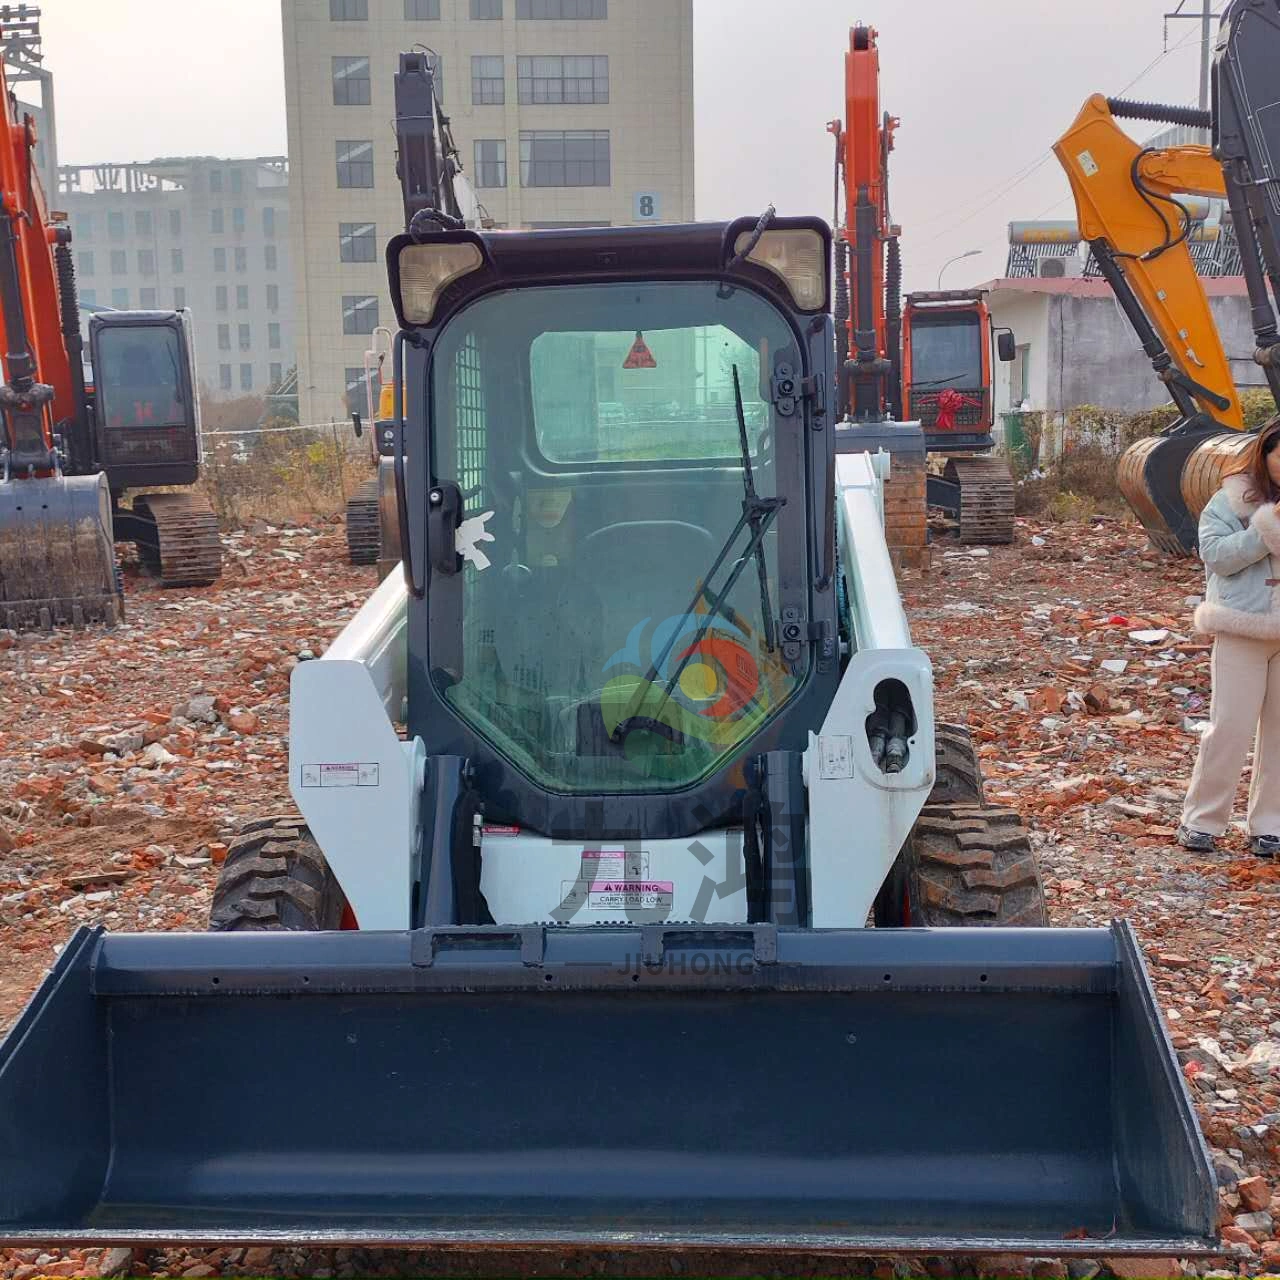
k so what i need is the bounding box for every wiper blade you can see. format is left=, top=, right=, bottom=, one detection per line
left=609, top=364, right=784, bottom=746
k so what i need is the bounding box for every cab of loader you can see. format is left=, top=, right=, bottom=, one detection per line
left=87, top=309, right=201, bottom=490
left=390, top=216, right=841, bottom=841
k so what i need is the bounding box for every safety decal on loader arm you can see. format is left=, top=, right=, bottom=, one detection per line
left=301, top=762, right=380, bottom=788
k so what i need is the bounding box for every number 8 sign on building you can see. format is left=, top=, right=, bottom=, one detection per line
left=633, top=191, right=662, bottom=222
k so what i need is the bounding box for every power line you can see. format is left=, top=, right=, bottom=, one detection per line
left=920, top=23, right=1204, bottom=245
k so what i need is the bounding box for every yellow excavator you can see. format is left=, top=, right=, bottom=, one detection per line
left=1053, top=3, right=1280, bottom=554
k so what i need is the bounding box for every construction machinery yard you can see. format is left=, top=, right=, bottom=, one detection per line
left=9, top=0, right=1280, bottom=1273
left=0, top=516, right=1276, bottom=1278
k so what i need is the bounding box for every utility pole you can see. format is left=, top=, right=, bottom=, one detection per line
left=1165, top=1, right=1217, bottom=140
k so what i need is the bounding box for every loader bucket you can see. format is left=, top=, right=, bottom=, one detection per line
left=0, top=922, right=1216, bottom=1255
left=0, top=470, right=121, bottom=629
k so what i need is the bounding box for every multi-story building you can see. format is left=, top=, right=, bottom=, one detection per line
left=282, top=0, right=694, bottom=424
left=56, top=156, right=295, bottom=400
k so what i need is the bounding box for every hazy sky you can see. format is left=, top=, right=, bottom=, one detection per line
left=42, top=0, right=1215, bottom=290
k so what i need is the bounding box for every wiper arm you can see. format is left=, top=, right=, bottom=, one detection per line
left=609, top=495, right=784, bottom=745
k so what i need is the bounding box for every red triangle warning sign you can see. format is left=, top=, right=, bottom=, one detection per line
left=623, top=331, right=657, bottom=370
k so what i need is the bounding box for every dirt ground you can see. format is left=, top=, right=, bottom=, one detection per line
left=0, top=514, right=1278, bottom=1278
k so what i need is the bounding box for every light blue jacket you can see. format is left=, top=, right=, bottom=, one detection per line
left=1194, top=473, right=1280, bottom=640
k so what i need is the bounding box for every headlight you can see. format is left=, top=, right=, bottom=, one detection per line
left=398, top=241, right=485, bottom=324
left=733, top=228, right=826, bottom=310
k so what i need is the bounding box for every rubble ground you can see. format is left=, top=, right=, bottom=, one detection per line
left=1, top=515, right=1279, bottom=1278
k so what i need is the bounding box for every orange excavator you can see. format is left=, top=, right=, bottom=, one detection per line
left=828, top=26, right=1017, bottom=547
left=0, top=48, right=216, bottom=628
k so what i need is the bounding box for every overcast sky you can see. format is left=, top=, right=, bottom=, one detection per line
left=42, top=0, right=1215, bottom=290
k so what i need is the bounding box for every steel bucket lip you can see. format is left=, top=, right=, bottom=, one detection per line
left=0, top=1226, right=1225, bottom=1256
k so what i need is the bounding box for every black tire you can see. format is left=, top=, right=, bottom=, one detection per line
left=929, top=722, right=985, bottom=807
left=874, top=802, right=1047, bottom=928
left=209, top=814, right=349, bottom=932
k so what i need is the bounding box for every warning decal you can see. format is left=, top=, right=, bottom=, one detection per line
left=623, top=330, right=657, bottom=370
left=301, top=762, right=380, bottom=789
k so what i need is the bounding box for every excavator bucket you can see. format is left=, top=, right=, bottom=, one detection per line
left=0, top=470, right=121, bottom=629
left=0, top=921, right=1216, bottom=1255
left=1116, top=427, right=1234, bottom=557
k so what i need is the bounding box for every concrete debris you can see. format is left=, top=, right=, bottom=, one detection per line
left=2, top=517, right=1280, bottom=1278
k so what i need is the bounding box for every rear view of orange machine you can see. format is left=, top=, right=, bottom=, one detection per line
left=828, top=26, right=1017, bottom=553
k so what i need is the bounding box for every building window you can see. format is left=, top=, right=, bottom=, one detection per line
left=330, top=0, right=367, bottom=18
left=230, top=169, right=243, bottom=195
left=240, top=363, right=253, bottom=391
left=336, top=140, right=374, bottom=188
left=75, top=214, right=93, bottom=241
left=269, top=322, right=281, bottom=350
left=266, top=284, right=280, bottom=311
left=111, top=288, right=129, bottom=308
left=108, top=211, right=124, bottom=239
left=135, top=211, right=152, bottom=236
left=269, top=362, right=283, bottom=386
left=217, top=324, right=231, bottom=351
left=404, top=0, right=439, bottom=17
left=219, top=364, right=232, bottom=391
left=471, top=55, right=505, bottom=104
left=173, top=286, right=186, bottom=309
left=216, top=285, right=228, bottom=311
left=263, top=206, right=276, bottom=237
left=214, top=247, right=227, bottom=272
left=238, top=323, right=251, bottom=351
left=519, top=129, right=610, bottom=186
left=339, top=221, right=377, bottom=262
left=78, top=250, right=94, bottom=277
left=139, top=287, right=157, bottom=309
left=138, top=249, right=155, bottom=276
left=234, top=247, right=247, bottom=273
left=342, top=294, right=379, bottom=334
left=211, top=208, right=224, bottom=234
left=232, top=207, right=246, bottom=234
left=168, top=209, right=181, bottom=236
left=171, top=247, right=184, bottom=273
left=237, top=285, right=250, bottom=310
left=80, top=288, right=96, bottom=305
left=110, top=250, right=127, bottom=274
left=332, top=55, right=371, bottom=106
left=345, top=366, right=371, bottom=414
left=517, top=0, right=605, bottom=16
left=209, top=169, right=223, bottom=193
left=517, top=55, right=608, bottom=104
left=265, top=244, right=279, bottom=271
left=474, top=139, right=507, bottom=188
left=471, top=0, right=502, bottom=15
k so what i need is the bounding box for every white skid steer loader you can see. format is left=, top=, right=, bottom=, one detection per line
left=0, top=213, right=1216, bottom=1256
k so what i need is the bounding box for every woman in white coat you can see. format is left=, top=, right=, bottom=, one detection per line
left=1179, top=419, right=1280, bottom=856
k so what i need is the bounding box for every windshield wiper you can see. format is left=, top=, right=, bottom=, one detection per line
left=610, top=364, right=783, bottom=745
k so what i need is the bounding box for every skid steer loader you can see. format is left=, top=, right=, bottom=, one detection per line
left=0, top=215, right=1217, bottom=1255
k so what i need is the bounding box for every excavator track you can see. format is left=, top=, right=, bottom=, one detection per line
left=345, top=477, right=381, bottom=566
left=942, top=454, right=1015, bottom=544
left=132, top=492, right=222, bottom=588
